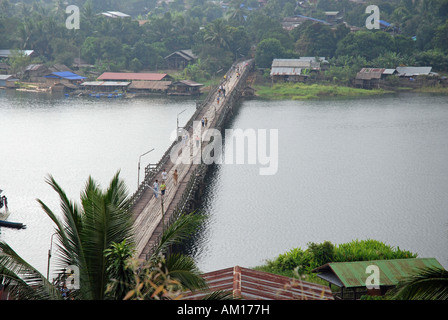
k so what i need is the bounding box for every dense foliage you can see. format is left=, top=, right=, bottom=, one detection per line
left=0, top=0, right=447, bottom=81
left=258, top=239, right=417, bottom=277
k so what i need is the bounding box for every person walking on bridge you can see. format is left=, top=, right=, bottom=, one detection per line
left=153, top=180, right=159, bottom=199
left=173, top=169, right=178, bottom=185
left=160, top=181, right=166, bottom=196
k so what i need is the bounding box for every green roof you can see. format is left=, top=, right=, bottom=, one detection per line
left=313, top=258, right=444, bottom=288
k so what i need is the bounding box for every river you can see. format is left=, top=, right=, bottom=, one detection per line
left=1, top=90, right=447, bottom=278
left=188, top=92, right=448, bottom=272
left=0, top=89, right=197, bottom=275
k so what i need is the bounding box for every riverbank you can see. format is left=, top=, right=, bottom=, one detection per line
left=253, top=83, right=392, bottom=100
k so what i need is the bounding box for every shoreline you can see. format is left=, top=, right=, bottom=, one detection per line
left=253, top=82, right=394, bottom=100
left=251, top=82, right=448, bottom=101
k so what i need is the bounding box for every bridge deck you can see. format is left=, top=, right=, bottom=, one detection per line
left=132, top=60, right=252, bottom=259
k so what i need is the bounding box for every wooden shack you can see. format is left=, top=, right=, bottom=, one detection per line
left=168, top=80, right=203, bottom=96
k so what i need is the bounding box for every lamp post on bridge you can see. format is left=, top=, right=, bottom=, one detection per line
left=138, top=148, right=155, bottom=189
left=177, top=108, right=187, bottom=134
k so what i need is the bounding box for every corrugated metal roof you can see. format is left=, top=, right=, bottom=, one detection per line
left=396, top=66, right=432, bottom=76
left=81, top=81, right=130, bottom=86
left=128, top=80, right=171, bottom=90
left=270, top=67, right=302, bottom=76
left=272, top=59, right=310, bottom=68
left=383, top=69, right=396, bottom=75
left=0, top=49, right=34, bottom=58
left=98, top=72, right=168, bottom=81
left=0, top=75, right=14, bottom=80
left=44, top=71, right=86, bottom=80
left=181, top=266, right=334, bottom=300
left=356, top=68, right=385, bottom=80
left=171, top=80, right=203, bottom=87
left=313, top=258, right=444, bottom=289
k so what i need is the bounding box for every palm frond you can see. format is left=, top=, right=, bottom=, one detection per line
left=164, top=253, right=207, bottom=291
left=0, top=242, right=62, bottom=300
left=388, top=266, right=448, bottom=300
left=150, top=212, right=205, bottom=260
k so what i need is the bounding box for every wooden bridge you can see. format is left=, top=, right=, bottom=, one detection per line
left=129, top=59, right=254, bottom=260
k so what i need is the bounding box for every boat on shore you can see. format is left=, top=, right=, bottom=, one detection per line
left=0, top=190, right=26, bottom=230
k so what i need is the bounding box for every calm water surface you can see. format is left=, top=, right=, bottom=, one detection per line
left=189, top=93, right=448, bottom=272
left=0, top=90, right=196, bottom=275
left=1, top=90, right=447, bottom=277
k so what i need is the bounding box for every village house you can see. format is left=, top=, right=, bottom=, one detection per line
left=128, top=80, right=172, bottom=94
left=0, top=75, right=18, bottom=88
left=43, top=71, right=87, bottom=92
left=312, top=258, right=444, bottom=300
left=80, top=81, right=131, bottom=93
left=164, top=49, right=198, bottom=69
left=270, top=58, right=327, bottom=83
left=396, top=66, right=432, bottom=78
left=324, top=11, right=343, bottom=25
left=99, top=11, right=131, bottom=18
left=168, top=80, right=203, bottom=96
left=22, top=63, right=73, bottom=82
left=354, top=68, right=397, bottom=89
left=97, top=72, right=173, bottom=82
left=0, top=49, right=35, bottom=59
left=181, top=266, right=334, bottom=300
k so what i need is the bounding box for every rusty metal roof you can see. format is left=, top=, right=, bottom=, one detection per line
left=181, top=266, right=334, bottom=300
left=356, top=68, right=386, bottom=80
left=128, top=80, right=172, bottom=90
left=312, top=258, right=444, bottom=289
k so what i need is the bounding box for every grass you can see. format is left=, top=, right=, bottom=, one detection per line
left=414, top=85, right=448, bottom=94
left=253, top=82, right=392, bottom=100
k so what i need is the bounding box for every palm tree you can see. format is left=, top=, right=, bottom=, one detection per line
left=388, top=266, right=448, bottom=300
left=203, top=18, right=231, bottom=50
left=1, top=172, right=208, bottom=300
left=40, top=172, right=133, bottom=300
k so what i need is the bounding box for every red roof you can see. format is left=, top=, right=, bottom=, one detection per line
left=97, top=72, right=168, bottom=81
left=181, top=266, right=334, bottom=300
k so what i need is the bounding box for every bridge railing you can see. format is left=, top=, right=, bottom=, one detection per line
left=131, top=59, right=253, bottom=258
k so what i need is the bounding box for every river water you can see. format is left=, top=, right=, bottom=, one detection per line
left=1, top=90, right=447, bottom=277
left=189, top=92, right=448, bottom=272
left=0, top=90, right=197, bottom=275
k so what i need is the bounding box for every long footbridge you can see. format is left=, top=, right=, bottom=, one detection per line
left=129, top=59, right=254, bottom=260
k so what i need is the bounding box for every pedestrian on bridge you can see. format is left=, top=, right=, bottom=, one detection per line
left=161, top=169, right=167, bottom=182
left=160, top=182, right=166, bottom=196
left=173, top=169, right=178, bottom=185
left=153, top=180, right=159, bottom=199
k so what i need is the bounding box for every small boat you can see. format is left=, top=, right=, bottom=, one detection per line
left=0, top=190, right=26, bottom=230
left=0, top=220, right=26, bottom=229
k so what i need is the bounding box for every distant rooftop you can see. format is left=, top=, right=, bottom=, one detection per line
left=97, top=72, right=169, bottom=81
left=100, top=11, right=131, bottom=18
left=0, top=49, right=35, bottom=58
left=182, top=266, right=334, bottom=300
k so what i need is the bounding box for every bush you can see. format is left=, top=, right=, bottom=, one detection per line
left=259, top=239, right=418, bottom=277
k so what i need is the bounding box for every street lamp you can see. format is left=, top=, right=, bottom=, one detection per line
left=138, top=148, right=155, bottom=188
left=47, top=232, right=58, bottom=280
left=177, top=108, right=187, bottom=132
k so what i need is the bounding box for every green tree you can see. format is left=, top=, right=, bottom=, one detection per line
left=255, top=38, right=288, bottom=68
